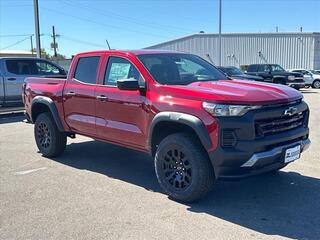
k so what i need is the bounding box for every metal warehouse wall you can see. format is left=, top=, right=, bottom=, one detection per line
left=146, top=33, right=320, bottom=70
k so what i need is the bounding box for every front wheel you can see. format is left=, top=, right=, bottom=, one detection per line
left=155, top=133, right=215, bottom=202
left=34, top=112, right=67, bottom=157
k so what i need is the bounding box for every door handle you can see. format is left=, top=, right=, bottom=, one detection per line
left=66, top=91, right=76, bottom=96
left=7, top=78, right=16, bottom=81
left=96, top=95, right=108, bottom=101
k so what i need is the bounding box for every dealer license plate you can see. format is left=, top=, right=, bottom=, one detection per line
left=284, top=145, right=301, bottom=163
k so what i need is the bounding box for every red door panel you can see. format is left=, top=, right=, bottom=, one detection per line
left=95, top=86, right=148, bottom=148
left=63, top=80, right=96, bottom=136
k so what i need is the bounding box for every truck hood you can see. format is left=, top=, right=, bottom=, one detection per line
left=158, top=80, right=302, bottom=105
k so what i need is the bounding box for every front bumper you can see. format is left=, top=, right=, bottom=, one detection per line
left=287, top=82, right=305, bottom=88
left=208, top=101, right=310, bottom=179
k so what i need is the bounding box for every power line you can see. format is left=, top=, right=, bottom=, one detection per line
left=60, top=35, right=107, bottom=48
left=0, top=36, right=30, bottom=50
left=59, top=0, right=196, bottom=34
left=0, top=34, right=34, bottom=38
left=41, top=7, right=172, bottom=39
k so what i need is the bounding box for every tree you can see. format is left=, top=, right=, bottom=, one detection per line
left=50, top=53, right=66, bottom=61
left=31, top=48, right=66, bottom=60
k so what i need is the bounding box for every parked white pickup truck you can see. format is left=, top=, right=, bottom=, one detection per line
left=0, top=57, right=66, bottom=106
left=288, top=69, right=320, bottom=89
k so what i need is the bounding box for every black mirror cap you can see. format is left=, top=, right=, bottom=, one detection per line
left=117, top=79, right=140, bottom=91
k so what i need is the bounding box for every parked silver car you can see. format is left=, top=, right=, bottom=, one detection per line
left=0, top=57, right=66, bottom=106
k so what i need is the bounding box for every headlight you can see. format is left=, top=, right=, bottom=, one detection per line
left=288, top=75, right=295, bottom=81
left=202, top=102, right=261, bottom=117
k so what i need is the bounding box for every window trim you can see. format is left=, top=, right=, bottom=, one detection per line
left=72, top=56, right=101, bottom=85
left=102, top=55, right=145, bottom=88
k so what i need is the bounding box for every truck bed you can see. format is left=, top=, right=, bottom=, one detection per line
left=23, top=77, right=67, bottom=122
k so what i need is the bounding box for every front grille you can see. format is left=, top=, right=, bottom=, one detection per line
left=221, top=130, right=237, bottom=147
left=293, top=77, right=304, bottom=83
left=255, top=111, right=305, bottom=136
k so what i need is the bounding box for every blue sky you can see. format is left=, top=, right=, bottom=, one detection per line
left=1, top=0, right=319, bottom=58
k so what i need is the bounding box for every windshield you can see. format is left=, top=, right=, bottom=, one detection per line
left=223, top=67, right=243, bottom=75
left=270, top=64, right=285, bottom=72
left=310, top=70, right=319, bottom=74
left=138, top=53, right=227, bottom=85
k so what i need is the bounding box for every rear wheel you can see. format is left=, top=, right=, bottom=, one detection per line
left=312, top=80, right=320, bottom=89
left=34, top=112, right=67, bottom=157
left=155, top=133, right=215, bottom=202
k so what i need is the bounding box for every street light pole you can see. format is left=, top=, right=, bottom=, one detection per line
left=33, top=0, right=41, bottom=58
left=30, top=35, right=34, bottom=55
left=218, top=0, right=222, bottom=66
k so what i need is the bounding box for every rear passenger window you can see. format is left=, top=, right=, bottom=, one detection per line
left=6, top=60, right=37, bottom=75
left=258, top=65, right=269, bottom=72
left=74, top=56, right=100, bottom=84
left=247, top=65, right=258, bottom=72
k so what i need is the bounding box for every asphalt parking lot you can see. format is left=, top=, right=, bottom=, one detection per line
left=0, top=88, right=319, bottom=240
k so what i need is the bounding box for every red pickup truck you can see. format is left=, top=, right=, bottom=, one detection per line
left=23, top=50, right=310, bottom=202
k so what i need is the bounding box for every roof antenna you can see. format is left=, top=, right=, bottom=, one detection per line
left=106, top=39, right=111, bottom=50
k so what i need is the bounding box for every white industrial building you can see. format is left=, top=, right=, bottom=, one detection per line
left=146, top=32, right=320, bottom=70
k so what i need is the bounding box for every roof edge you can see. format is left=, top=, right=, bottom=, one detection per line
left=145, top=32, right=320, bottom=49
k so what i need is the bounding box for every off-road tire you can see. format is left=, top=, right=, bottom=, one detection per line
left=34, top=112, right=67, bottom=157
left=155, top=133, right=215, bottom=202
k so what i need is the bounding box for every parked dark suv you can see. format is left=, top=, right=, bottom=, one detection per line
left=247, top=64, right=305, bottom=90
left=218, top=66, right=263, bottom=81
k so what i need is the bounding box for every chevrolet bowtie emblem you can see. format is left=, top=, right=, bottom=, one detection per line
left=284, top=107, right=298, bottom=116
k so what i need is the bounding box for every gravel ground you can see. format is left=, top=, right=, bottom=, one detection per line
left=0, top=88, right=319, bottom=240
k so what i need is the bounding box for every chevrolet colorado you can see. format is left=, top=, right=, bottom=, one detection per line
left=23, top=50, right=311, bottom=202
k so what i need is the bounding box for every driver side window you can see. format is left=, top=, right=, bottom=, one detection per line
left=35, top=61, right=62, bottom=75
left=104, top=57, right=142, bottom=86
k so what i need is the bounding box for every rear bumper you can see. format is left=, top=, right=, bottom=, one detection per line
left=208, top=101, right=310, bottom=179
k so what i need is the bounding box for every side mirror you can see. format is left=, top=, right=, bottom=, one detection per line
left=117, top=78, right=140, bottom=91
left=60, top=69, right=67, bottom=75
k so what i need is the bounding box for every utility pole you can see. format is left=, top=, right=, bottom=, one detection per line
left=300, top=27, right=303, bottom=32
left=33, top=0, right=41, bottom=58
left=30, top=35, right=34, bottom=55
left=52, top=26, right=57, bottom=57
left=218, top=0, right=222, bottom=66
left=276, top=26, right=279, bottom=33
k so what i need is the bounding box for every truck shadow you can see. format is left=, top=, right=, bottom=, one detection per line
left=0, top=114, right=26, bottom=124
left=53, top=140, right=320, bottom=240
left=300, top=90, right=319, bottom=94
